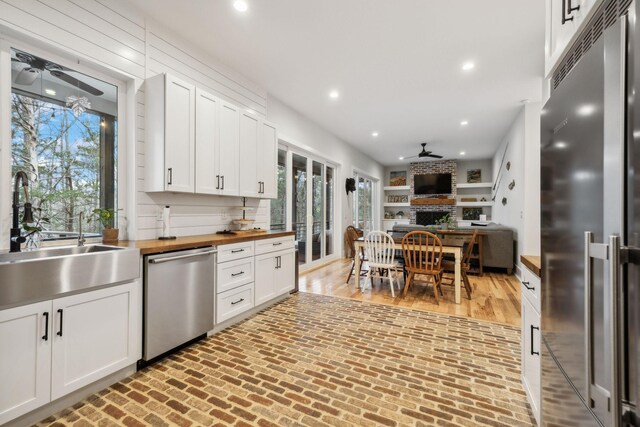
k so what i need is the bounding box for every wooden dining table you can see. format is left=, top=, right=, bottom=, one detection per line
left=354, top=236, right=464, bottom=304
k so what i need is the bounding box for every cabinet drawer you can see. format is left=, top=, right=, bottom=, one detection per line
left=522, top=295, right=541, bottom=425
left=255, top=236, right=295, bottom=255
left=217, top=257, right=254, bottom=293
left=521, top=267, right=541, bottom=314
left=216, top=283, right=254, bottom=324
left=218, top=241, right=254, bottom=263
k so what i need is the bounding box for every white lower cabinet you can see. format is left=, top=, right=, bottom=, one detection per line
left=0, top=301, right=51, bottom=425
left=0, top=281, right=140, bottom=424
left=522, top=278, right=541, bottom=425
left=255, top=248, right=295, bottom=306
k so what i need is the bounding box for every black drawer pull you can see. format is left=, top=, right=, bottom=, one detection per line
left=216, top=175, right=220, bottom=190
left=531, top=325, right=540, bottom=356
left=42, top=312, right=49, bottom=341
left=231, top=271, right=245, bottom=277
left=221, top=175, right=225, bottom=190
left=522, top=281, right=535, bottom=291
left=167, top=168, right=173, bottom=185
left=231, top=249, right=245, bottom=253
left=57, top=309, right=63, bottom=337
left=273, top=242, right=283, bottom=246
left=231, top=298, right=245, bottom=305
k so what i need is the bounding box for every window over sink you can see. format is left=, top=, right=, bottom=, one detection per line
left=10, top=48, right=118, bottom=241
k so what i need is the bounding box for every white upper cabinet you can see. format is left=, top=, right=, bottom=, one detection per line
left=239, top=110, right=260, bottom=198
left=146, top=73, right=196, bottom=193
left=146, top=73, right=275, bottom=198
left=545, top=0, right=600, bottom=77
left=195, top=89, right=220, bottom=195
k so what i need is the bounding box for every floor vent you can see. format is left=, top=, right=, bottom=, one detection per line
left=552, top=0, right=632, bottom=90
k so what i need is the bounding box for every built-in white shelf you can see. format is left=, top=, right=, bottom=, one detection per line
left=383, top=185, right=410, bottom=191
left=457, top=182, right=493, bottom=189
left=457, top=201, right=493, bottom=207
left=384, top=203, right=411, bottom=207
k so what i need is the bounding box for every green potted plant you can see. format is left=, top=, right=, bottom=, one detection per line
left=22, top=207, right=49, bottom=250
left=89, top=208, right=120, bottom=243
left=435, top=213, right=456, bottom=230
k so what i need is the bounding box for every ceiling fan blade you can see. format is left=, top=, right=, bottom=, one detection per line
left=14, top=68, right=40, bottom=85
left=49, top=70, right=104, bottom=96
left=427, top=154, right=443, bottom=159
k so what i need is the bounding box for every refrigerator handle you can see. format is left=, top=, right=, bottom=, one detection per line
left=609, top=235, right=621, bottom=426
left=585, top=231, right=594, bottom=409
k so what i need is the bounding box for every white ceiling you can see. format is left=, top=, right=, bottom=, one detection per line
left=128, top=0, right=545, bottom=165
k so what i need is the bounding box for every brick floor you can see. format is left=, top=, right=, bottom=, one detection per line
left=35, top=293, right=535, bottom=426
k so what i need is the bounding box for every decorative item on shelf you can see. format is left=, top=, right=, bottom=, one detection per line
left=508, top=179, right=516, bottom=190
left=395, top=211, right=405, bottom=219
left=461, top=197, right=477, bottom=202
left=506, top=161, right=511, bottom=171
left=89, top=207, right=122, bottom=243
left=384, top=211, right=395, bottom=219
left=462, top=207, right=483, bottom=221
left=479, top=214, right=488, bottom=221
left=435, top=213, right=456, bottom=230
left=345, top=178, right=356, bottom=195
left=399, top=195, right=408, bottom=203
left=502, top=197, right=508, bottom=206
left=389, top=171, right=407, bottom=186
left=480, top=197, right=487, bottom=202
left=467, top=169, right=482, bottom=183
left=159, top=205, right=177, bottom=240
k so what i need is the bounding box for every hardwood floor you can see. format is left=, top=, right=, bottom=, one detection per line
left=299, top=258, right=522, bottom=327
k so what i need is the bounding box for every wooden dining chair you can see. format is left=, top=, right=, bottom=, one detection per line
left=363, top=231, right=402, bottom=297
left=345, top=225, right=368, bottom=284
left=441, top=230, right=478, bottom=299
left=401, top=231, right=444, bottom=304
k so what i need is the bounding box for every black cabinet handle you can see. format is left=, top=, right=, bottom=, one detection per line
left=42, top=312, right=49, bottom=341
left=231, top=249, right=244, bottom=253
left=562, top=0, right=580, bottom=24
left=273, top=242, right=283, bottom=246
left=522, top=281, right=535, bottom=291
left=221, top=176, right=225, bottom=190
left=231, top=298, right=244, bottom=305
left=231, top=271, right=245, bottom=277
left=168, top=168, right=173, bottom=185
left=57, top=309, right=63, bottom=337
left=531, top=325, right=540, bottom=355
left=216, top=175, right=220, bottom=190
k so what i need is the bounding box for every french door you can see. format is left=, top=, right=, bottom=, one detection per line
left=353, top=172, right=377, bottom=234
left=273, top=145, right=336, bottom=268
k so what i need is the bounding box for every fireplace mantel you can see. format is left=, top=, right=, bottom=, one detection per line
left=410, top=198, right=456, bottom=206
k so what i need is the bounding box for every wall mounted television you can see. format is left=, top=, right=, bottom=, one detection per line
left=414, top=173, right=452, bottom=195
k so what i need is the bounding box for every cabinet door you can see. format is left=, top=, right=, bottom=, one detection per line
left=259, top=120, right=278, bottom=199
left=218, top=101, right=240, bottom=196
left=522, top=296, right=541, bottom=424
left=195, top=89, right=220, bottom=194
left=51, top=282, right=139, bottom=400
left=239, top=111, right=260, bottom=198
left=165, top=75, right=195, bottom=193
left=275, top=249, right=296, bottom=295
left=255, top=252, right=276, bottom=306
left=0, top=301, right=51, bottom=425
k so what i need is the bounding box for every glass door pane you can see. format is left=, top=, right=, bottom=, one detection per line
left=325, top=166, right=334, bottom=256
left=312, top=161, right=323, bottom=261
left=270, top=149, right=287, bottom=231
left=364, top=178, right=373, bottom=233
left=292, top=153, right=307, bottom=265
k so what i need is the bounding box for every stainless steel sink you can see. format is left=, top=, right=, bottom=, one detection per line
left=0, top=244, right=140, bottom=310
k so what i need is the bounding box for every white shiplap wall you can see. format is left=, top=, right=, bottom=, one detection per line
left=0, top=0, right=270, bottom=242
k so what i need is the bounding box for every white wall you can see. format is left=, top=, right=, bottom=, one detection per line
left=0, top=0, right=383, bottom=247
left=267, top=97, right=385, bottom=257
left=457, top=159, right=493, bottom=185
left=492, top=102, right=541, bottom=273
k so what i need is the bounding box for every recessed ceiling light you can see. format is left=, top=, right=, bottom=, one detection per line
left=460, top=120, right=469, bottom=126
left=329, top=90, right=340, bottom=99
left=45, top=89, right=56, bottom=96
left=462, top=62, right=475, bottom=71
left=398, top=156, right=404, bottom=160
left=372, top=132, right=379, bottom=137
left=459, top=151, right=466, bottom=156
left=554, top=141, right=568, bottom=149
left=577, top=104, right=596, bottom=116
left=233, top=0, right=248, bottom=12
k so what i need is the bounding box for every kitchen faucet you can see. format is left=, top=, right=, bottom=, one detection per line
left=77, top=211, right=85, bottom=247
left=10, top=171, right=34, bottom=252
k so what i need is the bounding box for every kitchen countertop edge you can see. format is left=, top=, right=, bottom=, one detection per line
left=117, top=230, right=296, bottom=255
left=520, top=255, right=541, bottom=277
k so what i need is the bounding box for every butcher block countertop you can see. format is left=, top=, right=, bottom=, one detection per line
left=520, top=255, right=541, bottom=278
left=117, top=230, right=296, bottom=255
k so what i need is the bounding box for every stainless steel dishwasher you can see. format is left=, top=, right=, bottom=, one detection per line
left=143, top=246, right=216, bottom=361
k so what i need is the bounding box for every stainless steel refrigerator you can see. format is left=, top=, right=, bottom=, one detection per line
left=541, top=1, right=640, bottom=425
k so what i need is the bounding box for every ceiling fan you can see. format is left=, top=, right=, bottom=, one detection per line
left=11, top=51, right=104, bottom=96
left=404, top=143, right=444, bottom=160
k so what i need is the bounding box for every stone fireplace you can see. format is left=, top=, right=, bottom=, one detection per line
left=416, top=211, right=450, bottom=226
left=409, top=159, right=457, bottom=224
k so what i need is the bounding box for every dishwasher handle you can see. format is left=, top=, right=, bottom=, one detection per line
left=149, top=250, right=217, bottom=264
